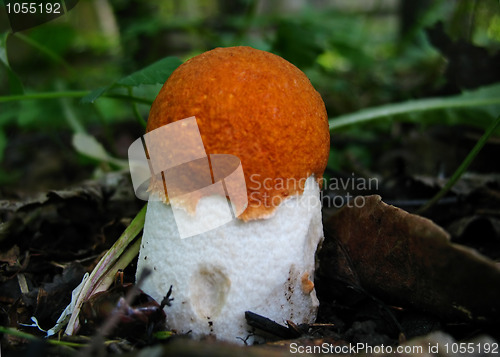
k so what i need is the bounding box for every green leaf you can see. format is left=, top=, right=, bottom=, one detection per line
left=0, top=32, right=24, bottom=94
left=72, top=132, right=109, bottom=161
left=72, top=132, right=128, bottom=169
left=81, top=56, right=182, bottom=103
left=117, top=56, right=182, bottom=86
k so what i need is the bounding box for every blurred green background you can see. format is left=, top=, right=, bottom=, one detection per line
left=1, top=0, right=499, bottom=195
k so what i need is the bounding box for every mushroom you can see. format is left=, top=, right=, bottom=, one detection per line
left=135, top=46, right=330, bottom=343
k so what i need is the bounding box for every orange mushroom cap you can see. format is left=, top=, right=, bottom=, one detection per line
left=146, top=46, right=330, bottom=221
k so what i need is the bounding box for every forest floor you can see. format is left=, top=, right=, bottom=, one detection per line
left=1, top=122, right=499, bottom=356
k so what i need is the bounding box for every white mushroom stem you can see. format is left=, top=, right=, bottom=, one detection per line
left=136, top=176, right=324, bottom=344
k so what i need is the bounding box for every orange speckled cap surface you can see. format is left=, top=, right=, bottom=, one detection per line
left=147, top=46, right=330, bottom=221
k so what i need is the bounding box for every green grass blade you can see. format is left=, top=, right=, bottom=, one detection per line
left=0, top=326, right=86, bottom=348
left=329, top=93, right=500, bottom=131
left=418, top=115, right=500, bottom=213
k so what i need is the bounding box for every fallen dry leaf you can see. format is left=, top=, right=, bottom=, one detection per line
left=317, top=195, right=500, bottom=322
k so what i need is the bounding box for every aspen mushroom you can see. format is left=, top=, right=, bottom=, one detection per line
left=135, top=46, right=330, bottom=343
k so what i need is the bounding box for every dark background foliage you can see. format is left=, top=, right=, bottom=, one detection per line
left=1, top=0, right=500, bottom=355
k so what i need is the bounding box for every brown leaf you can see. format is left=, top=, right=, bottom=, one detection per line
left=318, top=195, right=500, bottom=321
